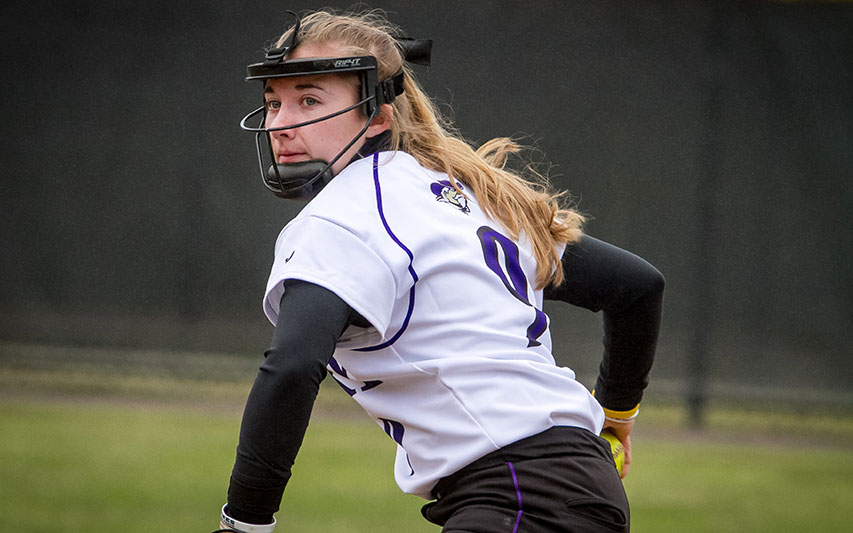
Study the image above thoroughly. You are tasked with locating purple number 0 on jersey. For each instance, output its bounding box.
[477,226,548,347]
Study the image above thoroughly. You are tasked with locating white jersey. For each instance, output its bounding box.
[264,151,605,498]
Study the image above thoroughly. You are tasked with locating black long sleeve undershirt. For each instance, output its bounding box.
[226,279,353,524]
[226,235,664,525]
[544,235,665,412]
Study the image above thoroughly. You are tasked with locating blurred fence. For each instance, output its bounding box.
[2,1,851,414]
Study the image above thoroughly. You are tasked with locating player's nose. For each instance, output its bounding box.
[267,113,298,139]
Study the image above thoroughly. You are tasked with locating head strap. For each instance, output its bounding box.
[397,37,432,66]
[378,70,405,105]
[263,10,300,66]
[261,11,431,69]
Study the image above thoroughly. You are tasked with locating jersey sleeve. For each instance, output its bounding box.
[264,215,398,337]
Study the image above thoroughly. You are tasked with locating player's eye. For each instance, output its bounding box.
[302,96,319,107]
[265,100,281,111]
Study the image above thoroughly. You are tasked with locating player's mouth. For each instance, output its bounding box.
[277,151,308,164]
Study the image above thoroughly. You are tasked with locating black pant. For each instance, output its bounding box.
[421,426,629,533]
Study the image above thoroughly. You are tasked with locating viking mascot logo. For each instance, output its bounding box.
[430,180,470,214]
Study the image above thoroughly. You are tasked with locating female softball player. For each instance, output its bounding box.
[218,9,664,533]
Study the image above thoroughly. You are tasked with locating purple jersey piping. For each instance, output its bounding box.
[507,462,524,533]
[354,153,419,352]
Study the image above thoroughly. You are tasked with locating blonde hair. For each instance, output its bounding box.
[275,10,585,288]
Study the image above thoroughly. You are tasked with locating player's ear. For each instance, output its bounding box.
[366,103,393,138]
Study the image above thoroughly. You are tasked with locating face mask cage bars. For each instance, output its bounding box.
[241,95,378,197]
[239,56,396,198]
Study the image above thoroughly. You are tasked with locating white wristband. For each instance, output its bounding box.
[605,410,638,423]
[221,504,276,533]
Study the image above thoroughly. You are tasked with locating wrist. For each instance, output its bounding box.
[605,411,638,423]
[601,403,640,421]
[591,390,640,421]
[221,504,276,533]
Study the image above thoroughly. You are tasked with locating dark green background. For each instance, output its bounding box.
[2,1,851,410]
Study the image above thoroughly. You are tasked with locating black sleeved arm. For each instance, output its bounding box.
[225,279,354,525]
[543,235,665,414]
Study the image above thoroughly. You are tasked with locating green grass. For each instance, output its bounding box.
[1,343,852,532]
[3,395,852,533]
[0,400,433,533]
[625,438,853,531]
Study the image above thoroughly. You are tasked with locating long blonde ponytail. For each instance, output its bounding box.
[277,9,585,288]
[389,61,584,288]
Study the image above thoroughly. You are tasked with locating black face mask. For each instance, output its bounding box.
[241,58,394,200]
[239,11,431,201]
[263,160,335,201]
[259,130,392,202]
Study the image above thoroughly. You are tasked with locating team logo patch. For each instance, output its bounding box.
[430,180,470,214]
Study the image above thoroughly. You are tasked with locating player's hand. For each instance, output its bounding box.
[602,417,634,478]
